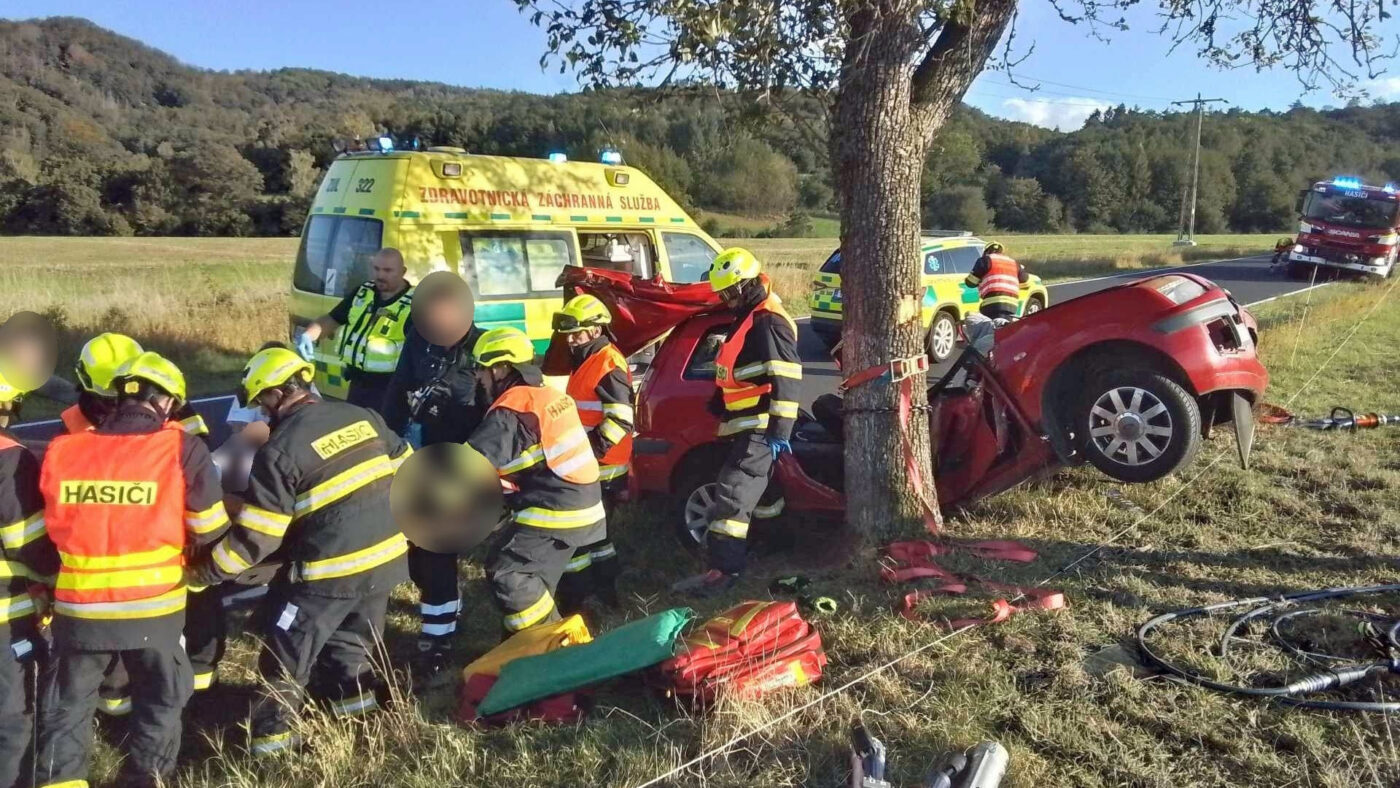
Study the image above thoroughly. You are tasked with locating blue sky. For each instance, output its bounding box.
[7,0,1396,131]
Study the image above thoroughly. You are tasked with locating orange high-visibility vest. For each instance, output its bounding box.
[39,423,189,621]
[565,343,632,474]
[977,254,1022,306]
[60,405,94,434]
[489,385,600,485]
[714,293,797,414]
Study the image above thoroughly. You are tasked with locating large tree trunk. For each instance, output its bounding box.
[832,0,1017,542]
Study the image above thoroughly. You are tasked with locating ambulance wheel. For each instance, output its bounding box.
[925,310,959,363]
[1076,368,1200,484]
[1024,296,1045,315]
[674,478,717,555]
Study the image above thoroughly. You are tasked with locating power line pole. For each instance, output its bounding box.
[1172,93,1228,246]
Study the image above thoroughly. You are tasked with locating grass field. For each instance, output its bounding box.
[3,235,1398,786]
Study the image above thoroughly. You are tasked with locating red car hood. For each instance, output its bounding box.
[558,267,725,355]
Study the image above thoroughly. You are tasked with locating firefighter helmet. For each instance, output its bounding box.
[112,351,187,403]
[472,327,535,367]
[75,333,144,397]
[707,247,762,292]
[984,242,1004,255]
[0,368,25,405]
[241,347,314,406]
[552,294,612,333]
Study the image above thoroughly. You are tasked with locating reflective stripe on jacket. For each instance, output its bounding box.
[714,293,801,437]
[973,254,1022,306]
[337,283,414,374]
[490,386,600,486]
[565,342,633,480]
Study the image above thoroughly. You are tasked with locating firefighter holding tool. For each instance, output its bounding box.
[466,327,605,635]
[0,366,58,788]
[964,242,1029,322]
[551,294,632,610]
[673,248,802,598]
[35,352,231,788]
[188,347,412,756]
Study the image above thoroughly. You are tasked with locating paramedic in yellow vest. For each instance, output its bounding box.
[467,328,606,634]
[298,247,414,412]
[673,248,802,598]
[35,352,230,788]
[552,295,631,610]
[964,242,1029,322]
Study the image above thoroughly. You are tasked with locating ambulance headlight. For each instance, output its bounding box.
[441,163,462,177]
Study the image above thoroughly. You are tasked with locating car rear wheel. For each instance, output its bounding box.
[926,310,959,363]
[1076,369,1201,483]
[674,478,716,554]
[1024,296,1045,315]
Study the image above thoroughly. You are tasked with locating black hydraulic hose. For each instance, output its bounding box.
[1136,584,1400,712]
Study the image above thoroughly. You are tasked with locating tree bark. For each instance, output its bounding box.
[832,0,1017,542]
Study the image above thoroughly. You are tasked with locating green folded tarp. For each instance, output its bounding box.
[477,607,694,716]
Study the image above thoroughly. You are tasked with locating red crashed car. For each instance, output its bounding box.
[559,267,1268,545]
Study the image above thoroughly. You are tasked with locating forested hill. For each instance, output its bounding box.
[5,16,1400,238]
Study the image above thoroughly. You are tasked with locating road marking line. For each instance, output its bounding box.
[1243,281,1336,307]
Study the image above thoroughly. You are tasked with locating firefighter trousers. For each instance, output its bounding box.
[36,640,193,786]
[97,583,227,715]
[249,586,389,756]
[1,634,39,788]
[345,373,392,415]
[486,521,603,635]
[556,538,620,613]
[707,432,775,575]
[407,544,460,643]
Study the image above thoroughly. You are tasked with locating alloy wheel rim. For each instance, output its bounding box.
[683,483,716,544]
[932,317,957,358]
[1089,386,1173,466]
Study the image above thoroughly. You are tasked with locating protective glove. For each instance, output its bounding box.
[185,561,221,591]
[766,436,792,461]
[295,330,317,362]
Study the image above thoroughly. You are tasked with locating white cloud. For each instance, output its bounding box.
[1364,77,1400,98]
[999,97,1111,131]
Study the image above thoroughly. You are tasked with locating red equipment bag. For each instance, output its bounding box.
[456,673,587,727]
[657,599,827,703]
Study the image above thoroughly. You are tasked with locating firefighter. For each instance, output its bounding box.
[381,273,486,672]
[673,248,802,598]
[188,347,411,756]
[551,295,631,610]
[298,247,414,412]
[63,333,221,716]
[0,368,58,788]
[466,328,605,635]
[35,352,230,788]
[964,242,1029,322]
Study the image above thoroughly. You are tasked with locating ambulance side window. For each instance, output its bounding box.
[294,216,383,297]
[459,231,578,298]
[662,232,719,284]
[578,232,655,279]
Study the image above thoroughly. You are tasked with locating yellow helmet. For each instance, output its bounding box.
[112,351,187,403]
[707,247,762,292]
[0,368,27,405]
[472,327,535,367]
[241,347,314,406]
[984,242,1004,255]
[75,333,144,396]
[552,294,612,333]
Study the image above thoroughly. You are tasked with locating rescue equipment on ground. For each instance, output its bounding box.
[769,576,838,617]
[1136,584,1400,712]
[475,608,693,716]
[850,721,1009,788]
[1259,403,1399,430]
[456,614,594,725]
[880,540,1066,628]
[655,599,828,703]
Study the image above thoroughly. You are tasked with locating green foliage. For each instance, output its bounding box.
[691,133,798,214]
[924,185,992,233]
[990,177,1060,232]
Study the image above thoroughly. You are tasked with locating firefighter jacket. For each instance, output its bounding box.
[713,292,802,440]
[565,335,633,483]
[202,400,411,597]
[332,282,414,376]
[383,324,489,445]
[61,401,212,444]
[469,371,604,531]
[964,253,1028,310]
[38,407,230,650]
[0,430,57,643]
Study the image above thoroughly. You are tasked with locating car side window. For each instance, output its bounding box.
[923,250,946,275]
[945,246,982,275]
[683,326,728,380]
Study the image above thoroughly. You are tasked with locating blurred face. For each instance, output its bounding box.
[371,249,408,296]
[419,296,470,348]
[563,325,602,348]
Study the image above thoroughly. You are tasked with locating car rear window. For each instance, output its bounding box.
[684,326,727,380]
[819,250,842,274]
[293,215,384,297]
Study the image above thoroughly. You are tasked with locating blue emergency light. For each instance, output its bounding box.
[548,152,568,164]
[599,147,623,166]
[1332,175,1364,189]
[1385,183,1397,194]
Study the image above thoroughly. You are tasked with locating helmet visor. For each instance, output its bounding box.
[551,313,586,333]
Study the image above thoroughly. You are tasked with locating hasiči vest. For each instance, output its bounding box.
[565,344,632,472]
[714,294,796,416]
[489,385,600,485]
[977,254,1021,306]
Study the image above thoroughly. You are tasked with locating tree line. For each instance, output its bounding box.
[3,17,1400,238]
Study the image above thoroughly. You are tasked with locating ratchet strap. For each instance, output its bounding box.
[881,539,1067,628]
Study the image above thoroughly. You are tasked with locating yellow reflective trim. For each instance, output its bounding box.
[53,586,186,620]
[56,565,183,592]
[753,498,786,519]
[709,519,749,539]
[185,501,230,534]
[331,691,379,717]
[193,671,215,691]
[718,414,769,436]
[504,590,555,632]
[723,395,763,411]
[598,463,629,481]
[514,501,606,529]
[769,360,803,379]
[0,592,36,622]
[211,542,253,574]
[97,696,131,716]
[294,455,395,515]
[564,554,592,573]
[39,781,91,788]
[599,419,629,444]
[500,444,545,475]
[299,533,407,581]
[180,414,209,436]
[601,402,634,420]
[769,400,799,419]
[60,545,181,571]
[390,444,414,471]
[0,510,44,550]
[251,730,299,755]
[239,505,292,537]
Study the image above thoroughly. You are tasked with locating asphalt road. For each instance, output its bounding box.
[793,252,1318,407]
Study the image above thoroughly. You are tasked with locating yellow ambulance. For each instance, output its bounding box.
[291,145,723,395]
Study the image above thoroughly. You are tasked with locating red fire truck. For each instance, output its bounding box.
[1286,176,1399,280]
